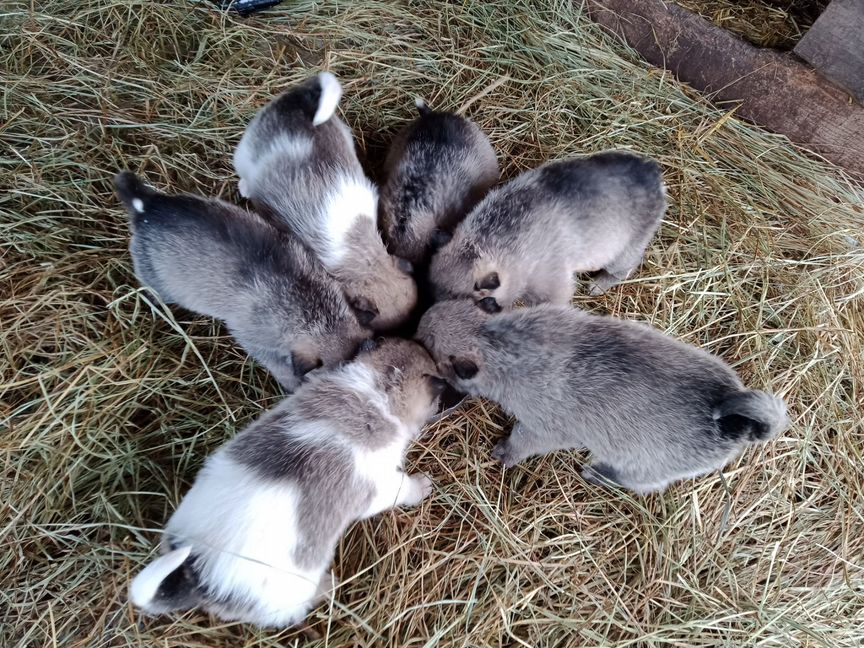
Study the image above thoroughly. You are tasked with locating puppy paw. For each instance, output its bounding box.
[491,440,520,469]
[401,473,433,506]
[587,281,608,297]
[581,463,620,489]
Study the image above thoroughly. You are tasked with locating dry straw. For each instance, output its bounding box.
[2,0,863,646]
[673,0,828,49]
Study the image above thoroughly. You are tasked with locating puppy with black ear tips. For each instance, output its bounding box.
[429,150,666,312]
[378,98,499,267]
[129,338,447,628]
[416,300,788,494]
[114,171,370,392]
[233,71,417,331]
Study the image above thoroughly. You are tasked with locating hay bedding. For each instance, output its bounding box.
[2,0,863,646]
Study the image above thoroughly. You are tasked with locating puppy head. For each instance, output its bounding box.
[289,313,372,383]
[357,337,446,429]
[348,255,418,332]
[415,299,492,388]
[428,237,480,301]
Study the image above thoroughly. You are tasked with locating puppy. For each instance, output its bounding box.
[429,151,666,312]
[233,72,417,331]
[417,300,788,494]
[378,99,499,266]
[129,338,447,627]
[114,171,370,392]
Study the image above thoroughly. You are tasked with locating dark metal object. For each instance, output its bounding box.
[213,0,283,15]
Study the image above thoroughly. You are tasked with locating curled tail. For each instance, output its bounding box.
[415,97,431,116]
[312,71,342,126]
[114,171,155,216]
[129,545,202,615]
[713,390,788,443]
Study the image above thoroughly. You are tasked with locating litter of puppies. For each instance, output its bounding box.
[117,71,788,628]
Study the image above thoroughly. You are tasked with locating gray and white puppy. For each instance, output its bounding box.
[129,338,447,627]
[417,300,788,494]
[429,151,667,312]
[114,171,370,392]
[378,99,499,266]
[233,72,417,331]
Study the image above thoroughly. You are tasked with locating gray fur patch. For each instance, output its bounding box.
[417,300,787,494]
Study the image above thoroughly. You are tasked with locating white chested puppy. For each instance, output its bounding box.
[114,172,370,392]
[129,338,448,627]
[429,151,666,312]
[378,99,499,267]
[417,301,788,494]
[234,72,417,331]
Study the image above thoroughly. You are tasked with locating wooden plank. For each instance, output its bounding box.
[586,0,864,177]
[795,0,864,102]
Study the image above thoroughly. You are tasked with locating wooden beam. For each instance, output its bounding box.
[795,0,864,103]
[585,0,864,177]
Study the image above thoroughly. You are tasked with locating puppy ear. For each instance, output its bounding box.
[450,355,479,380]
[349,296,379,327]
[291,351,323,378]
[474,272,500,291]
[395,257,414,274]
[430,229,452,249]
[476,297,502,313]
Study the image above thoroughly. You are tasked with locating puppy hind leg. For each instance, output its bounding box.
[581,463,623,489]
[588,244,648,295]
[582,462,673,495]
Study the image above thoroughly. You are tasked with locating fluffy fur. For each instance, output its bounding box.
[416,300,788,494]
[429,151,667,311]
[233,72,417,331]
[113,171,370,391]
[378,100,499,266]
[129,338,447,627]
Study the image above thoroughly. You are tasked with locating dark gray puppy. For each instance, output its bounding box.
[114,171,370,391]
[416,300,788,494]
[129,338,447,627]
[429,151,667,312]
[378,99,499,266]
[234,72,417,331]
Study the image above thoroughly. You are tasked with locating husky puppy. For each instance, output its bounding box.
[114,171,370,392]
[378,99,499,266]
[416,300,788,494]
[129,338,447,627]
[429,151,666,312]
[233,72,417,331]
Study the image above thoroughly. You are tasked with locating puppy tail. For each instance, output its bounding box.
[312,71,343,126]
[113,171,155,216]
[129,545,201,615]
[713,390,788,443]
[414,97,431,116]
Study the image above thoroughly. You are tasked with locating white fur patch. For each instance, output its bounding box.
[313,71,342,127]
[237,178,249,198]
[129,545,191,608]
[153,452,324,626]
[320,175,378,267]
[234,133,313,195]
[132,198,144,213]
[415,97,426,110]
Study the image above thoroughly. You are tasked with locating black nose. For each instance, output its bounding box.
[476,297,502,314]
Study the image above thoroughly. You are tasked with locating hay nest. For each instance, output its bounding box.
[2,1,863,646]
